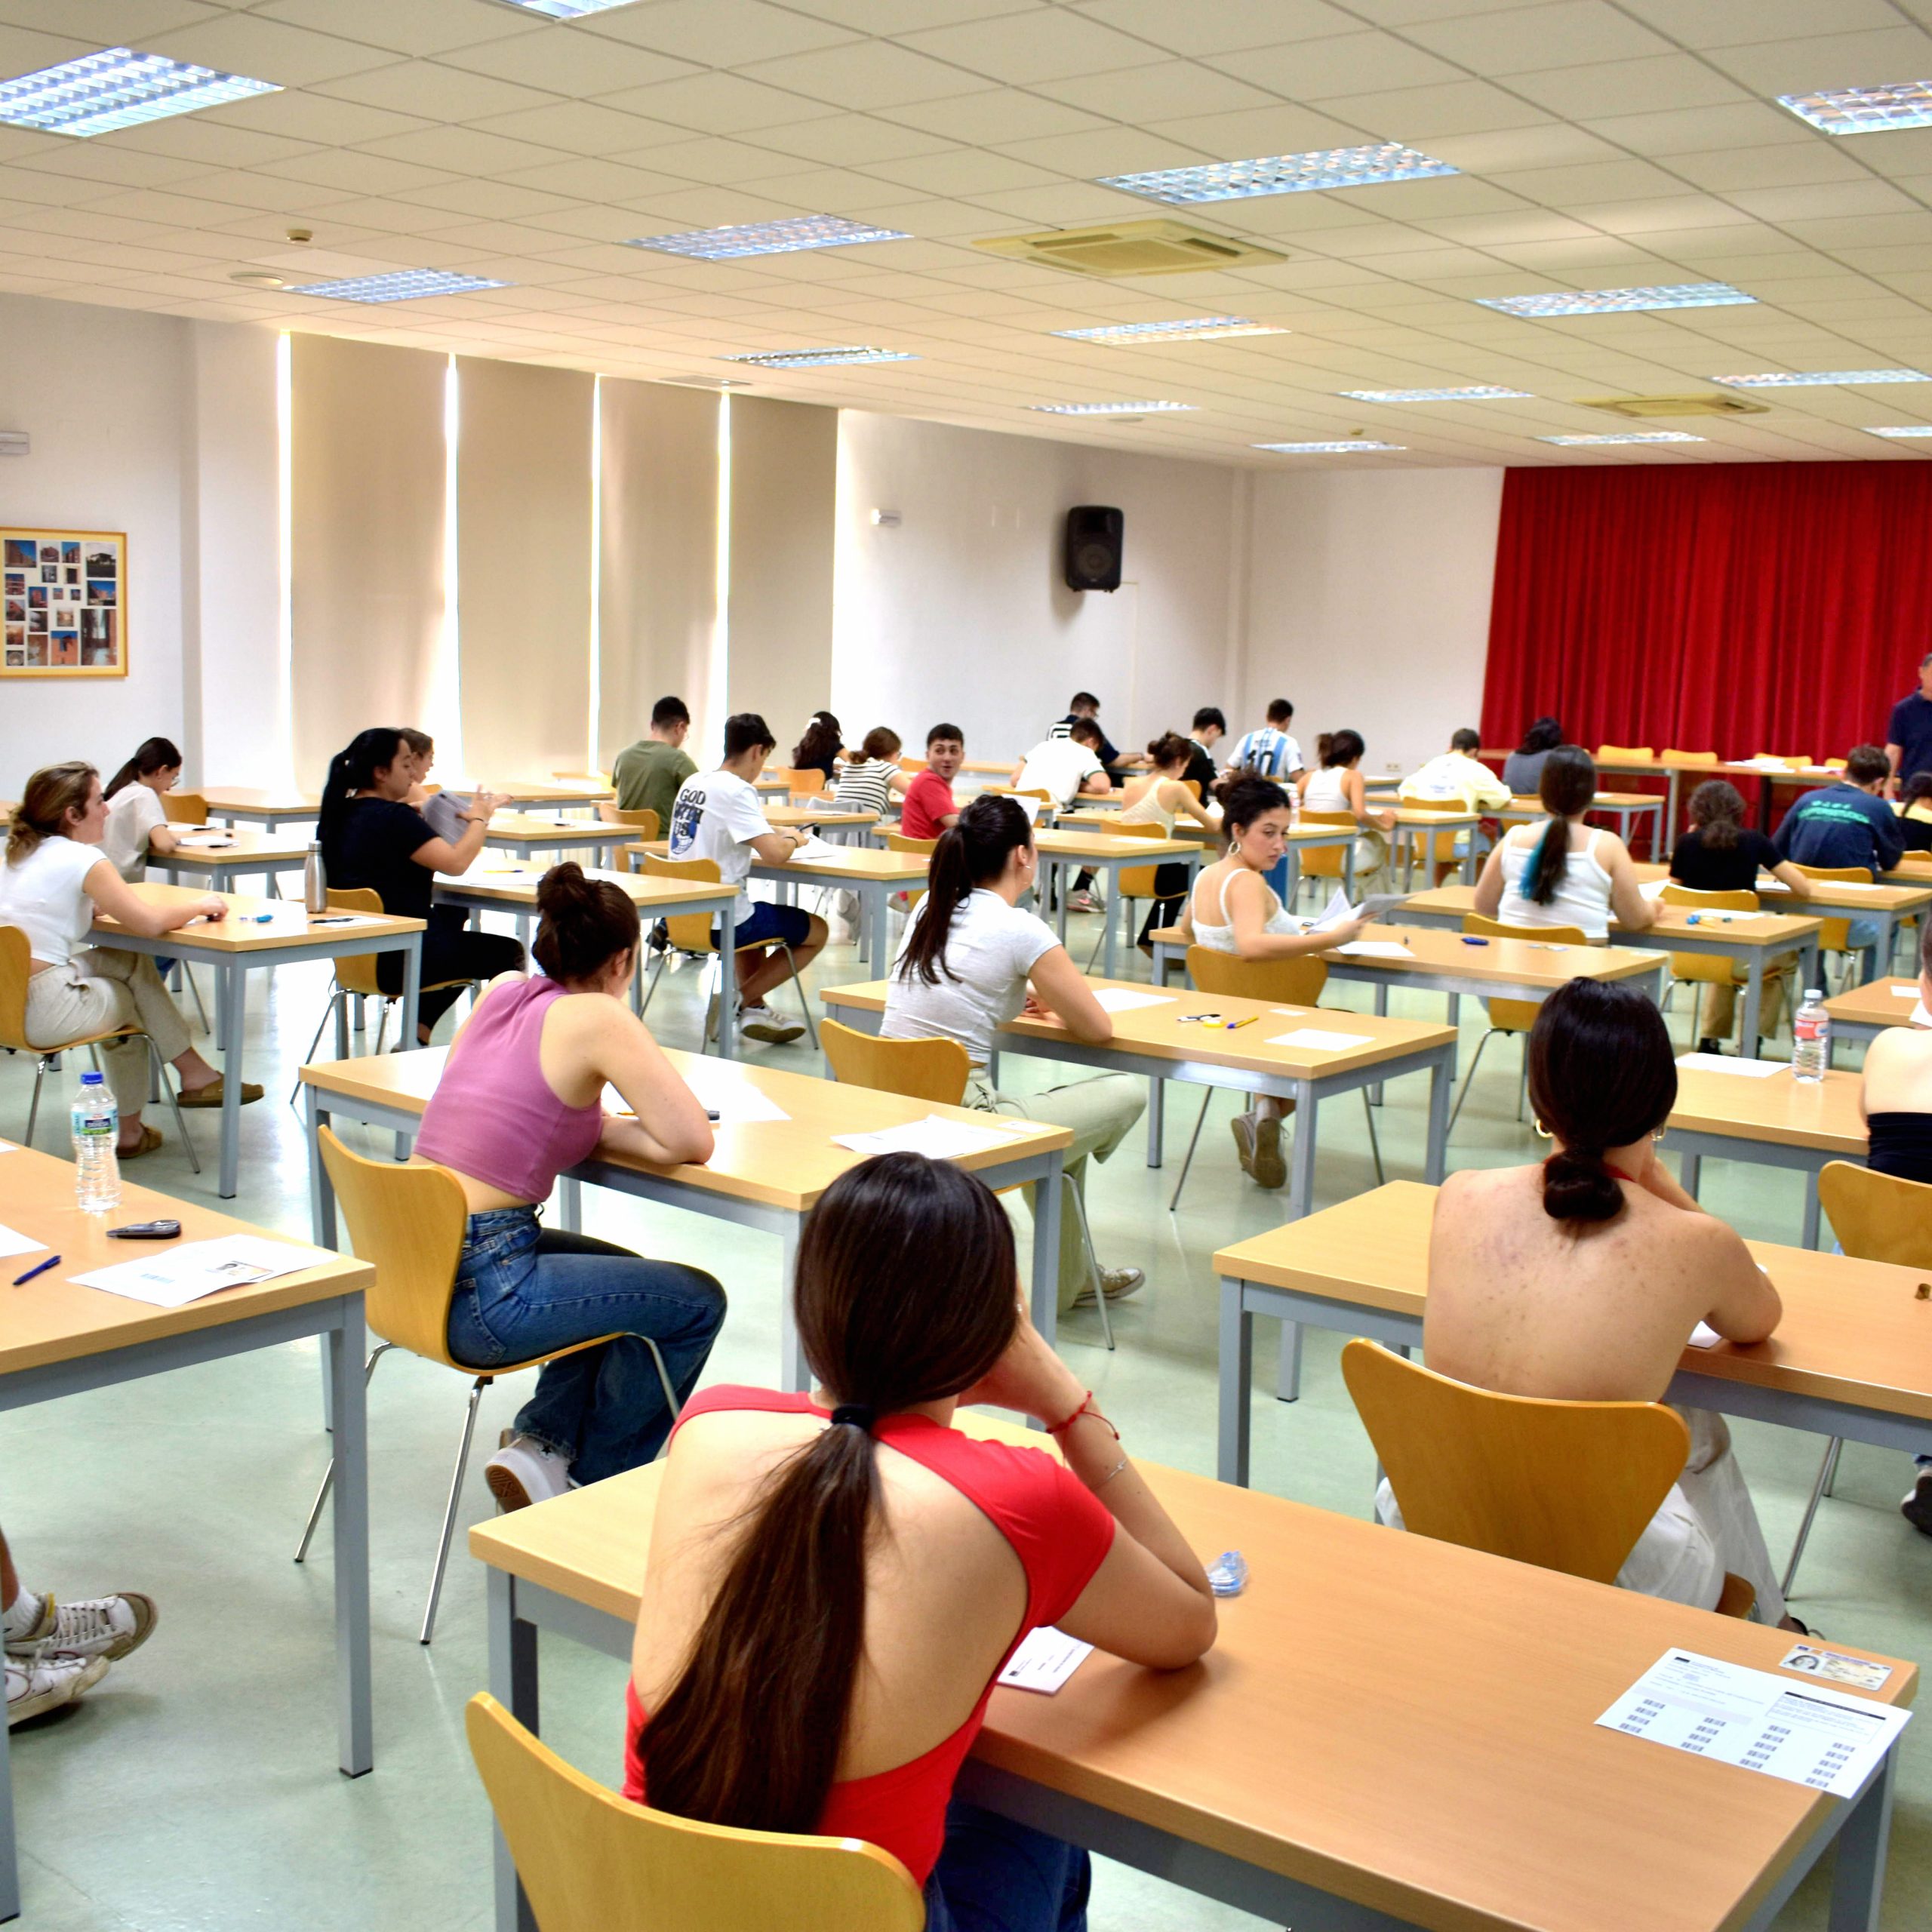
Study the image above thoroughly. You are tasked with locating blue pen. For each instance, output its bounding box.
[12,1254,57,1286]
[246,912,273,923]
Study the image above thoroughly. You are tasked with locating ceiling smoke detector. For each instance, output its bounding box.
[229,270,286,288]
[1577,393,1769,419]
[974,218,1284,279]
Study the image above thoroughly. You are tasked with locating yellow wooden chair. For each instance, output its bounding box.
[1397,795,1470,888]
[1782,1162,1932,1598]
[1790,862,1874,987]
[1294,809,1355,909]
[597,802,659,870]
[294,1128,681,1644]
[1341,1340,1756,1615]
[1753,753,1813,768]
[0,924,198,1168]
[160,789,210,825]
[1077,817,1171,970]
[638,857,817,1049]
[1660,884,1766,1048]
[466,1693,924,1932]
[771,766,832,801]
[1660,749,1718,767]
[883,832,937,912]
[1447,914,1591,1136]
[1595,744,1654,764]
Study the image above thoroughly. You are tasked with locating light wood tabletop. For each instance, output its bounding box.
[1669,1060,1866,1156]
[148,826,313,872]
[762,804,881,830]
[629,839,931,887]
[1324,923,1666,992]
[481,813,637,849]
[483,780,616,808]
[1824,976,1925,1038]
[442,866,737,914]
[92,879,424,953]
[1395,882,1824,951]
[1030,826,1201,863]
[198,786,321,826]
[469,1407,1915,1932]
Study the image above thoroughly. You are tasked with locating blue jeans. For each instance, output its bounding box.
[445,1208,726,1486]
[921,1802,1090,1932]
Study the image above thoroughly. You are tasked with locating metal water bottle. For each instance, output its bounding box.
[303,840,328,915]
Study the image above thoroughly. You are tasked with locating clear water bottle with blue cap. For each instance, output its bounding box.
[70,1069,122,1212]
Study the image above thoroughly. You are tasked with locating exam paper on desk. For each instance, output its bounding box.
[1091,988,1175,1013]
[834,1115,1033,1161]
[1269,1028,1376,1051]
[603,1081,789,1127]
[1674,1052,1786,1078]
[0,1223,48,1261]
[72,1234,338,1310]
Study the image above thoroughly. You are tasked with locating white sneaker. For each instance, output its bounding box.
[1069,890,1103,915]
[4,1589,157,1663]
[739,1004,804,1044]
[485,1435,573,1512]
[7,1648,108,1727]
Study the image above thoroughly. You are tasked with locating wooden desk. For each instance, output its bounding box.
[1824,976,1924,1048]
[469,1411,1914,1932]
[1380,808,1481,891]
[762,804,878,835]
[198,786,320,832]
[298,1046,1072,1374]
[1665,1063,1867,1247]
[1027,828,1204,980]
[482,780,614,812]
[91,882,424,1197]
[1214,1180,1932,1493]
[149,826,312,896]
[1745,875,1932,980]
[0,1146,373,1923]
[480,814,637,865]
[1496,790,1666,850]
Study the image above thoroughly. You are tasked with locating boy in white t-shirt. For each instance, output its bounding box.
[1014,718,1112,912]
[666,712,826,1044]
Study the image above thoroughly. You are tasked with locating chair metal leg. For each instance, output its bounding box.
[639,951,669,1017]
[294,1343,394,1562]
[25,1058,48,1148]
[1822,1434,1843,1499]
[776,942,820,1048]
[1168,1086,1214,1213]
[1060,1171,1114,1350]
[289,989,343,1108]
[1446,1027,1502,1135]
[1781,1437,1842,1600]
[374,1000,391,1056]
[147,1036,199,1174]
[421,1376,490,1644]
[640,1335,681,1430]
[1361,1088,1384,1186]
[1516,1047,1529,1122]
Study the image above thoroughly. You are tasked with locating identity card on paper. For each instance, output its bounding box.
[833,1115,1030,1161]
[72,1235,337,1310]
[997,1626,1094,1695]
[1675,1052,1786,1078]
[1333,940,1415,960]
[1595,1649,1909,1799]
[1091,988,1175,1013]
[0,1223,48,1261]
[1780,1647,1896,1692]
[1268,1028,1376,1051]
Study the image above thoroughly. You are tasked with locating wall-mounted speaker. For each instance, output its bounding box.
[1064,506,1123,592]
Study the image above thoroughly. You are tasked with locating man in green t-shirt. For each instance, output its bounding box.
[611,695,697,831]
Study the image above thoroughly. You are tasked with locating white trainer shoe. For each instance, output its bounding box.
[739,1004,804,1044]
[485,1435,574,1512]
[7,1649,109,1727]
[4,1590,157,1663]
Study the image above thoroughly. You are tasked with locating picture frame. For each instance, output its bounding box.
[1,528,124,677]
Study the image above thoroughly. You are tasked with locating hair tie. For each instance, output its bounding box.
[830,1403,875,1434]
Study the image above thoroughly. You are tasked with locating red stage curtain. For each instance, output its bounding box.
[1481,462,1932,765]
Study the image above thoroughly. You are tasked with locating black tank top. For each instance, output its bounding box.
[1866,1112,1932,1186]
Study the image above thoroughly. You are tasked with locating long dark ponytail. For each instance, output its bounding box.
[318,728,406,871]
[104,737,182,801]
[1524,746,1597,906]
[1687,779,1746,853]
[642,1153,1018,1834]
[897,792,1034,987]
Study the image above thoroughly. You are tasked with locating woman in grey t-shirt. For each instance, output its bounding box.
[1502,715,1564,796]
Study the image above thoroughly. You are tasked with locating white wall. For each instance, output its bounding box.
[834,414,1242,764]
[1244,468,1504,778]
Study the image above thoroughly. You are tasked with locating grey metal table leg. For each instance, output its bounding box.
[0,1613,16,1921]
[487,1569,540,1932]
[329,1294,373,1778]
[1741,957,1764,1058]
[1032,1151,1063,1355]
[218,959,247,1197]
[1146,1072,1164,1168]
[1218,1275,1252,1485]
[558,1176,582,1235]
[778,1220,808,1392]
[716,900,738,1062]
[1278,1078,1318,1402]
[1424,1049,1452,1184]
[1828,1744,1898,1932]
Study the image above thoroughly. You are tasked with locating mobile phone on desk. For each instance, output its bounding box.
[107,1220,181,1240]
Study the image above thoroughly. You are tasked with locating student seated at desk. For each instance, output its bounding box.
[417,863,725,1512]
[1773,745,1903,958]
[1017,721,1113,912]
[1,763,246,1156]
[883,795,1148,1312]
[1297,730,1394,892]
[901,724,964,841]
[1401,728,1512,882]
[791,709,843,789]
[100,737,186,884]
[613,696,697,829]
[1177,778,1371,1191]
[318,728,520,1047]
[1894,771,1932,854]
[1502,716,1564,797]
[627,1153,1215,1928]
[1476,746,1654,943]
[5,1518,156,1728]
[1118,732,1222,949]
[1183,706,1225,796]
[1226,697,1302,782]
[1407,980,1799,1626]
[832,726,909,817]
[669,712,827,1046]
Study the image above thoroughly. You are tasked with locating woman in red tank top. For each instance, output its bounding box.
[627,1153,1217,1928]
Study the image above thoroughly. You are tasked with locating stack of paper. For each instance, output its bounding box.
[833,1115,1031,1159]
[1091,988,1174,1013]
[1675,1052,1786,1078]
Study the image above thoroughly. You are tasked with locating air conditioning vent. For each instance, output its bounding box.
[974,219,1285,278]
[1577,392,1770,418]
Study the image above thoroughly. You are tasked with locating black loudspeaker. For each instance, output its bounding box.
[1064,506,1123,592]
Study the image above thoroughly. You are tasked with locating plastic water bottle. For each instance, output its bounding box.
[303,840,328,915]
[70,1070,122,1212]
[1792,989,1830,1084]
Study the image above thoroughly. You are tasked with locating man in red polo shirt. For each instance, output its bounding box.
[901,722,964,840]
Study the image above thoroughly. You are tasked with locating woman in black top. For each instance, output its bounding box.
[790,711,842,786]
[318,729,522,1044]
[1895,771,1932,854]
[1668,780,1809,1054]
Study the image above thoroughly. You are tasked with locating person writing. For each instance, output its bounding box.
[317,728,519,1046]
[1502,717,1564,797]
[1410,980,1799,1627]
[1884,652,1932,796]
[901,724,964,840]
[1894,771,1932,853]
[612,696,697,830]
[627,1152,1215,1928]
[1117,732,1222,948]
[100,737,187,884]
[0,762,249,1157]
[416,863,725,1510]
[1401,728,1511,812]
[1182,707,1225,795]
[883,795,1148,1312]
[1016,719,1112,912]
[1772,744,1903,968]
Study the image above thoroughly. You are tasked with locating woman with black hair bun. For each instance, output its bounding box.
[1503,716,1564,796]
[415,862,725,1510]
[1394,979,1802,1628]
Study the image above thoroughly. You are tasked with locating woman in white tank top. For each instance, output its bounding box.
[1475,746,1656,943]
[1118,734,1223,949]
[1296,729,1394,892]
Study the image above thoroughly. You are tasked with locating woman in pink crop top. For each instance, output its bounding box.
[417,864,721,1510]
[626,1153,1217,1928]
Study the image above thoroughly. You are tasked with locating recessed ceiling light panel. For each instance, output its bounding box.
[0,47,278,138]
[1100,144,1457,205]
[1537,432,1705,445]
[291,269,511,303]
[1478,283,1753,316]
[1052,317,1285,343]
[722,346,915,368]
[627,215,909,260]
[494,0,643,14]
[1779,81,1932,136]
[1869,426,1932,438]
[1338,385,1531,401]
[1254,441,1405,454]
[1711,369,1930,387]
[1031,401,1195,415]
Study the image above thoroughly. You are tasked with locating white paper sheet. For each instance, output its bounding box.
[1687,1321,1723,1349]
[0,1223,48,1261]
[1333,940,1415,960]
[1268,1028,1375,1051]
[833,1115,1032,1160]
[1091,988,1175,1012]
[72,1234,337,1309]
[1596,1649,1910,1798]
[791,836,844,862]
[1309,886,1357,933]
[1638,878,1668,901]
[1675,1051,1786,1078]
[997,1626,1094,1695]
[1892,985,1921,996]
[1915,1002,1932,1028]
[603,1081,789,1127]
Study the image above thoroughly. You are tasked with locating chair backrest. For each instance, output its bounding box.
[598,801,660,838]
[1754,752,1812,769]
[1818,1160,1932,1269]
[1660,884,1758,985]
[1660,749,1718,767]
[1790,864,1869,955]
[1340,1340,1690,1585]
[1187,944,1327,1008]
[162,790,209,824]
[1462,913,1590,1030]
[1180,778,1202,801]
[328,888,389,995]
[1661,884,1758,912]
[771,767,830,801]
[643,856,724,954]
[315,1124,469,1365]
[1595,745,1654,763]
[820,1017,968,1105]
[1080,814,1165,895]
[884,832,937,854]
[0,924,32,1052]
[1400,795,1469,863]
[465,1694,924,1932]
[1296,808,1355,879]
[900,755,928,774]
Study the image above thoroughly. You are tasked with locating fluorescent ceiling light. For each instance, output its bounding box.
[1779,81,1932,136]
[626,215,909,260]
[722,346,915,368]
[0,47,277,138]
[1031,401,1195,415]
[1338,385,1531,401]
[1537,432,1704,445]
[1098,144,1456,205]
[1052,317,1285,343]
[1869,426,1932,438]
[1478,283,1753,317]
[492,0,643,14]
[1254,441,1404,454]
[291,270,511,303]
[1710,369,1930,387]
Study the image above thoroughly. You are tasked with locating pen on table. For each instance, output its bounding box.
[12,1254,57,1286]
[1223,1015,1258,1030]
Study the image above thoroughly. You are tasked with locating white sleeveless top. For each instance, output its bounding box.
[1118,780,1177,834]
[1300,766,1353,816]
[1190,866,1300,952]
[1497,823,1615,940]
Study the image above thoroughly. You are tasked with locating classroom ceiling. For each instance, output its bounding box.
[7,0,1932,467]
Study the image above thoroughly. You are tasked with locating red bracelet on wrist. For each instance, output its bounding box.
[1047,1389,1119,1441]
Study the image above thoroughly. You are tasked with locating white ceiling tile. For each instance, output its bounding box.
[877,88,1107,146]
[1309,80,1558,140]
[1071,0,1357,56]
[355,126,573,177]
[856,148,1060,195]
[1404,2,1675,74]
[1143,102,1373,157]
[1031,62,1279,122]
[392,177,583,222]
[605,138,798,186]
[0,0,218,34]
[989,125,1211,176]
[747,113,961,165]
[897,9,1165,83]
[1509,56,1755,119]
[440,31,693,98]
[957,181,1159,224]
[316,60,561,122]
[1420,125,1622,173]
[1701,28,1932,98]
[1561,195,1761,236]
[1614,0,1899,45]
[1220,31,1466,97]
[461,102,681,158]
[258,149,454,195]
[9,142,211,187]
[574,0,855,65]
[1725,180,1917,223]
[598,72,845,136]
[1663,144,1874,193]
[1488,157,1697,204]
[254,0,540,57]
[204,91,434,146]
[782,0,1046,29]
[294,195,467,236]
[165,169,325,214]
[141,14,398,86]
[741,41,987,111]
[731,164,915,212]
